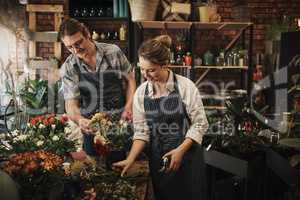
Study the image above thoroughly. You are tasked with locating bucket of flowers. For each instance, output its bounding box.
[2,150,65,200]
[0,114,80,199]
[89,112,133,169]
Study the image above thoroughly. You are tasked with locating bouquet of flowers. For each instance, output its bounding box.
[2,150,65,200]
[0,114,78,157]
[90,112,133,156]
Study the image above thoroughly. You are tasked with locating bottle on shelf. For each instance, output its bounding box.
[226,51,233,66]
[232,49,239,66]
[215,50,225,66]
[119,24,126,41]
[194,56,202,66]
[92,30,99,41]
[100,32,106,40]
[184,52,192,66]
[176,55,183,65]
[238,50,245,66]
[203,50,214,66]
[170,51,175,64]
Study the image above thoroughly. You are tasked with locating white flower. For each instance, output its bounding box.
[27,123,31,128]
[0,133,6,139]
[62,162,71,168]
[11,129,20,137]
[2,141,12,150]
[51,124,56,130]
[36,140,44,146]
[15,134,29,142]
[52,135,59,141]
[39,124,46,129]
[64,127,72,134]
[119,120,128,128]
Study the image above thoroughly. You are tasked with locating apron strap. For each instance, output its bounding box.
[144,72,192,125]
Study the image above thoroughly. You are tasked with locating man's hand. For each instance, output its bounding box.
[112,158,135,177]
[163,147,185,173]
[78,118,93,133]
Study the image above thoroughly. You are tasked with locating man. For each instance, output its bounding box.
[59,18,135,155]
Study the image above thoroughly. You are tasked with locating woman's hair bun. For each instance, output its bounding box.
[154,35,172,49]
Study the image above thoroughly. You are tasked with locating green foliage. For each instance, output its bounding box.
[18,79,48,115]
[265,22,289,41]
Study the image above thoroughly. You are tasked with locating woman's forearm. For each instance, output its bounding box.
[177,138,194,154]
[126,139,147,162]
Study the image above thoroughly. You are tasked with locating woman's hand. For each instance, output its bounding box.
[112,159,135,177]
[82,188,96,200]
[78,118,93,133]
[163,147,185,173]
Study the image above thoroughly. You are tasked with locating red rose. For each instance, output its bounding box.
[38,115,44,122]
[48,117,55,124]
[43,119,49,126]
[30,118,37,126]
[60,115,68,124]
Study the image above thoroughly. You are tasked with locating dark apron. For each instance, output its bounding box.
[73,53,126,155]
[144,74,205,200]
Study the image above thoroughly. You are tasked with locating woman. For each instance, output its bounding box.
[113,35,208,200]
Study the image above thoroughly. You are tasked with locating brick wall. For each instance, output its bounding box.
[32,0,300,61]
[216,0,300,55]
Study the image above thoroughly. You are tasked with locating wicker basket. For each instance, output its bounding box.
[129,0,160,21]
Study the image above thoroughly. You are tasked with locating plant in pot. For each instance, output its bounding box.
[265,16,296,55]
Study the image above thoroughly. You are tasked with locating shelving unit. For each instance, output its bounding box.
[194,65,248,70]
[66,0,134,62]
[26,4,63,60]
[133,21,254,110]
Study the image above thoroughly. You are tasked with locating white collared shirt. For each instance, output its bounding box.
[133,70,209,144]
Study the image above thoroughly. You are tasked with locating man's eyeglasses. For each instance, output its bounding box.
[65,38,84,51]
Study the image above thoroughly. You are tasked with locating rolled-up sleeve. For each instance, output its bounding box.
[118,50,132,73]
[60,62,80,100]
[183,80,209,144]
[132,84,150,143]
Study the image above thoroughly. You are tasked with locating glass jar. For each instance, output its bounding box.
[216,51,225,66]
[203,50,214,66]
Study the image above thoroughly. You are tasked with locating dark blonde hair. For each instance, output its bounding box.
[58,18,90,40]
[138,35,172,66]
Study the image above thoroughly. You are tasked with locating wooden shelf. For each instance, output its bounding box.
[202,94,230,100]
[28,31,58,42]
[74,17,128,21]
[135,21,252,30]
[97,39,128,44]
[204,106,227,110]
[136,64,191,69]
[193,22,252,30]
[195,65,248,70]
[169,65,192,69]
[136,21,192,29]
